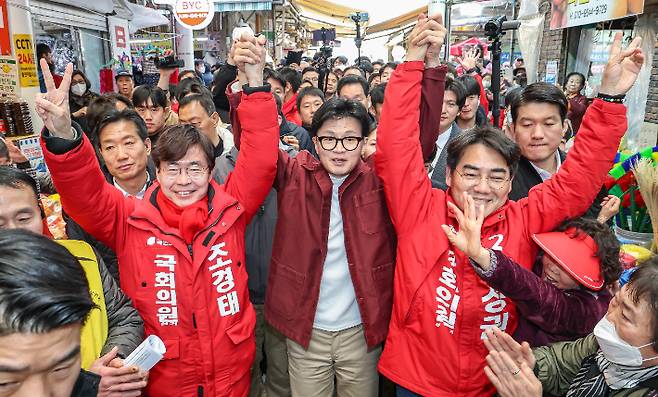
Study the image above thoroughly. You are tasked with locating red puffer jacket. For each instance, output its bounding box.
[374,61,627,397]
[42,92,279,397]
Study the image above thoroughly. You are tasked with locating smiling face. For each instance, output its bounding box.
[156,145,212,207]
[0,324,82,397]
[541,254,579,289]
[446,144,512,218]
[606,285,658,367]
[98,120,151,185]
[511,102,566,165]
[313,117,364,177]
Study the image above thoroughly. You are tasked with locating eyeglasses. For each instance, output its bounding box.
[455,169,510,190]
[161,165,209,180]
[317,136,364,152]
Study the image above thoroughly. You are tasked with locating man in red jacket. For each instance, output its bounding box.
[34,33,279,397]
[374,15,644,397]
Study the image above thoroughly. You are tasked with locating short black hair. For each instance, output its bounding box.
[372,60,384,67]
[555,217,621,288]
[337,75,369,97]
[309,97,370,139]
[503,87,523,108]
[264,68,285,88]
[96,109,149,144]
[302,66,319,76]
[0,140,8,161]
[132,85,168,109]
[0,229,94,336]
[0,165,39,199]
[296,87,325,110]
[178,93,216,116]
[565,72,586,91]
[176,78,211,103]
[333,56,348,66]
[87,93,134,138]
[511,82,568,123]
[369,83,386,107]
[381,62,398,73]
[70,70,91,91]
[368,72,380,86]
[359,61,374,75]
[152,125,215,171]
[278,67,302,92]
[445,77,467,108]
[36,43,51,59]
[446,126,521,177]
[458,75,481,97]
[343,66,365,78]
[178,69,200,83]
[626,257,658,344]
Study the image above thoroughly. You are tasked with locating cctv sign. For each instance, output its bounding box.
[153,0,215,30]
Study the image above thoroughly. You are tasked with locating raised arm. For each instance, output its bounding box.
[523,33,645,235]
[375,15,447,236]
[36,59,129,251]
[222,33,279,223]
[419,64,447,162]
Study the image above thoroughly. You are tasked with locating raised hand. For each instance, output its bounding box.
[35,59,74,138]
[599,32,644,96]
[3,138,28,163]
[233,33,267,87]
[441,192,490,269]
[458,47,480,72]
[597,194,621,224]
[484,351,542,397]
[406,14,445,63]
[483,327,536,370]
[422,13,448,68]
[90,347,148,397]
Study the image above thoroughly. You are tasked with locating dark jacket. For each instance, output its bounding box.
[279,119,315,156]
[509,151,607,219]
[69,91,99,135]
[429,123,462,190]
[213,144,298,304]
[535,334,658,397]
[71,370,101,397]
[568,93,590,134]
[474,250,610,348]
[212,63,238,122]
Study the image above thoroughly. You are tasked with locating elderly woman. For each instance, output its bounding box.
[564,71,590,134]
[483,257,658,397]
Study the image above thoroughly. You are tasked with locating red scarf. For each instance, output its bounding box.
[156,189,209,245]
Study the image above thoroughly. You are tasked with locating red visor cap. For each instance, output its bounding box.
[532,227,603,291]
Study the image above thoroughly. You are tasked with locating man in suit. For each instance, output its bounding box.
[508,82,605,217]
[429,77,467,189]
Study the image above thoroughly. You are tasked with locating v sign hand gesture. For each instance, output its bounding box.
[599,32,644,96]
[35,59,74,139]
[441,192,492,270]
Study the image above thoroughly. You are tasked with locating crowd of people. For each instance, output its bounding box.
[0,13,655,397]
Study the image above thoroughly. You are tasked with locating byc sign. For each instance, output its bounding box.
[153,0,215,30]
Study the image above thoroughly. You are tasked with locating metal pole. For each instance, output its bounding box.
[443,0,452,62]
[491,37,502,127]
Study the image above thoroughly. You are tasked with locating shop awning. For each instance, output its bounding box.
[291,0,367,37]
[215,0,273,12]
[366,6,424,35]
[46,0,115,14]
[126,2,170,34]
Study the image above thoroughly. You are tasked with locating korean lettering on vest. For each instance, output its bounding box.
[154,255,178,326]
[480,234,509,339]
[435,248,461,334]
[207,242,240,317]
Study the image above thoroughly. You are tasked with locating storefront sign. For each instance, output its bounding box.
[0,0,10,55]
[108,17,132,60]
[13,34,38,87]
[545,60,558,85]
[153,0,215,30]
[550,0,645,29]
[0,56,18,95]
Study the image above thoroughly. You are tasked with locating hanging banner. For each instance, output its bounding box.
[0,56,18,95]
[108,17,132,61]
[550,0,645,29]
[544,60,558,85]
[13,34,38,87]
[0,0,10,55]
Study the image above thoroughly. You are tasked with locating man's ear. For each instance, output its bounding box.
[211,112,220,127]
[144,137,152,156]
[562,119,570,138]
[445,167,453,188]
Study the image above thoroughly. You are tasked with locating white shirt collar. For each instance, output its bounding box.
[530,151,562,182]
[428,126,453,176]
[113,172,150,199]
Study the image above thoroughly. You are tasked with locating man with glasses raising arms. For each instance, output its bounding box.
[34,32,280,397]
[374,14,644,397]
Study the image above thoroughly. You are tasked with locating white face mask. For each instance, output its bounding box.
[71,83,86,96]
[594,316,657,366]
